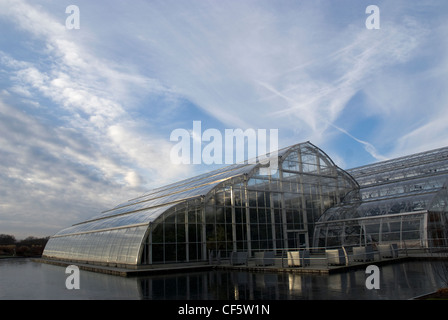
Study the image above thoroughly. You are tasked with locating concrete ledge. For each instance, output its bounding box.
[34,253,446,277]
[34,258,213,277]
[216,256,413,275]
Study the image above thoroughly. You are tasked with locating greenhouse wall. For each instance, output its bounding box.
[314,145,448,250]
[138,143,357,264]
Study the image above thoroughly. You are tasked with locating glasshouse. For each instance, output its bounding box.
[42,142,448,268]
[314,146,448,250]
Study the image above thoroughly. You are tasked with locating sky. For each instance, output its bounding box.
[1,0,448,239]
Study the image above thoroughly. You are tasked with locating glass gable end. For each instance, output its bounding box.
[135,142,358,264]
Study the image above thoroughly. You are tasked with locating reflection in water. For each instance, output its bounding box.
[0,259,446,300]
[137,261,447,300]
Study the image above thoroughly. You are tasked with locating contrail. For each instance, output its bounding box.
[325,120,389,162]
[258,81,389,162]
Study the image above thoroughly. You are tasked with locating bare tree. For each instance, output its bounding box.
[0,234,16,245]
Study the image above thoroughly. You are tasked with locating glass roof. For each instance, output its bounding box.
[348,145,448,185]
[45,142,448,265]
[54,203,176,237]
[93,163,258,220]
[318,145,448,224]
[49,142,322,239]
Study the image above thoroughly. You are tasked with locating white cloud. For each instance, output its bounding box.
[0,0,447,238]
[0,0,194,237]
[0,98,121,236]
[0,0,183,182]
[103,1,431,159]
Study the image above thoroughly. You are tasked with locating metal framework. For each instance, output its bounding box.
[43,143,448,268]
[314,146,448,249]
[43,142,357,267]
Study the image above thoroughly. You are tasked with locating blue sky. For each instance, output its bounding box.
[1,0,448,238]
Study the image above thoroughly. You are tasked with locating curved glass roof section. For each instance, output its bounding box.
[53,162,259,238]
[43,161,261,265]
[48,143,305,239]
[44,141,358,265]
[317,145,448,224]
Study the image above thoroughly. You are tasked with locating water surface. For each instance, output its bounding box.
[0,258,445,300]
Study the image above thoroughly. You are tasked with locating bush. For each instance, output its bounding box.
[0,245,16,256]
[0,234,16,245]
[16,246,30,256]
[0,235,49,257]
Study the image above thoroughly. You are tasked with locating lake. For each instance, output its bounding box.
[0,258,446,300]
